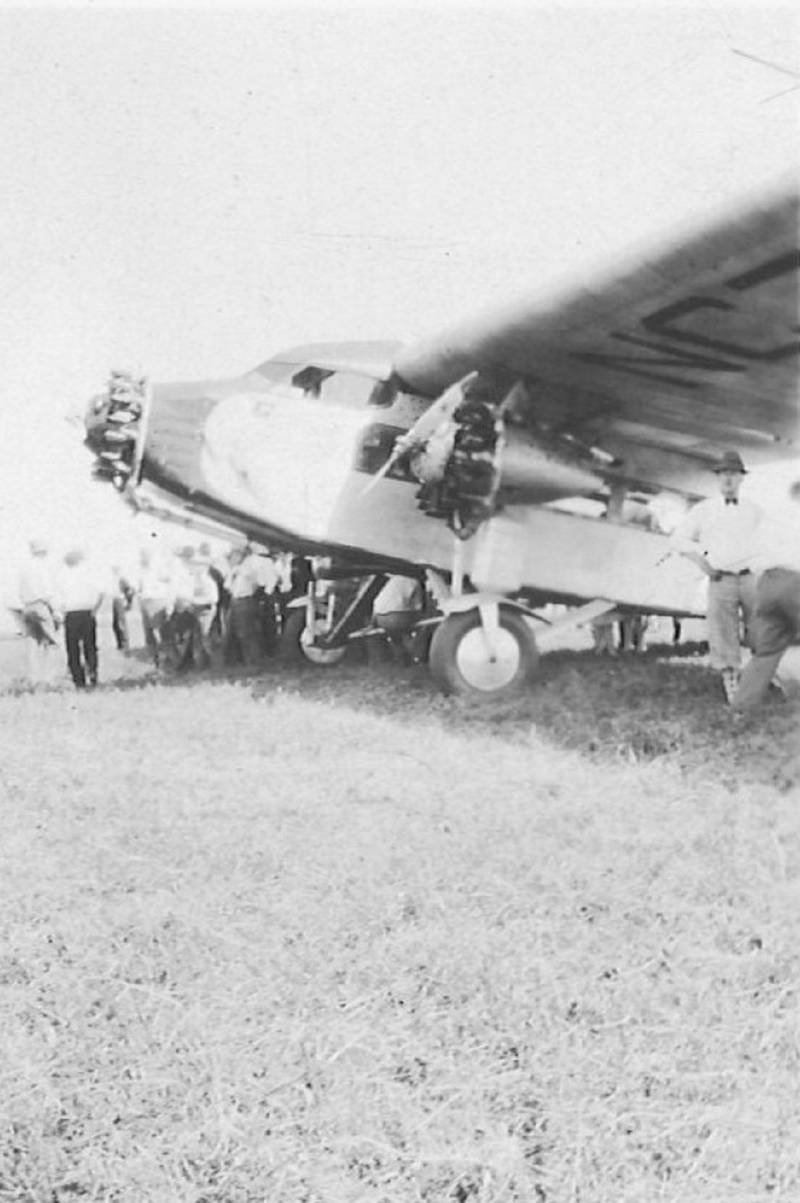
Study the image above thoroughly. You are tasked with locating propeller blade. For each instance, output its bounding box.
[360,377,469,497]
[360,436,413,496]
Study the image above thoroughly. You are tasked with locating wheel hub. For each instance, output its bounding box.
[455,625,521,692]
[300,622,347,666]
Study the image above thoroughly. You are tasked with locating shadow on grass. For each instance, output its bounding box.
[244,646,800,794]
[4,643,796,793]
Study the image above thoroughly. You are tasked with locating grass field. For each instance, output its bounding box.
[1,640,799,1202]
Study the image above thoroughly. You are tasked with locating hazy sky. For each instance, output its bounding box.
[0,2,797,573]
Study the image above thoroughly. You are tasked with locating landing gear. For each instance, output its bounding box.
[429,605,539,698]
[278,608,348,667]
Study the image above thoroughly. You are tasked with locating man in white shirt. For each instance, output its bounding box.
[137,547,174,668]
[371,574,425,665]
[225,544,279,666]
[16,539,59,682]
[56,548,105,688]
[171,545,220,670]
[671,450,762,702]
[732,481,800,710]
[110,566,135,653]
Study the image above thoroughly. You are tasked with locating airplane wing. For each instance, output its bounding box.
[394,178,799,497]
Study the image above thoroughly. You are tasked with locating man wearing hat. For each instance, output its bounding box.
[671,450,763,702]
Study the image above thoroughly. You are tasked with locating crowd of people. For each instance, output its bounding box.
[13,539,303,690]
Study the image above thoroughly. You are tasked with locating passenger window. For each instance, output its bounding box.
[316,371,382,410]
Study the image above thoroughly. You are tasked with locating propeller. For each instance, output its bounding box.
[360,376,475,496]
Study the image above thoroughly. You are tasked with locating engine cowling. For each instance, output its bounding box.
[85,371,147,491]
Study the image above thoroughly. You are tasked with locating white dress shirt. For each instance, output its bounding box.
[670,495,762,572]
[373,575,423,615]
[228,554,279,598]
[57,562,106,613]
[189,564,218,607]
[18,557,55,606]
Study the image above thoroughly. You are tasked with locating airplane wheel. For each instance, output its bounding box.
[429,607,538,698]
[278,609,348,667]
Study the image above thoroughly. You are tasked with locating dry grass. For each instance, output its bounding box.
[0,649,798,1202]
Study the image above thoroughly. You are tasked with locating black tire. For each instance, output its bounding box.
[278,607,348,668]
[428,606,538,698]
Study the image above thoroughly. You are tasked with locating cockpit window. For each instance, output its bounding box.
[290,366,335,396]
[254,360,419,413]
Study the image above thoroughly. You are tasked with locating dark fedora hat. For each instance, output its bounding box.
[713,450,747,475]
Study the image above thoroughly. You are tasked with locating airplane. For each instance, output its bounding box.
[84,178,799,698]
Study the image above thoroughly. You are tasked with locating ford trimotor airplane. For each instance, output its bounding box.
[85,180,799,698]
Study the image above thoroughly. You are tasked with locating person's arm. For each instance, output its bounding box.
[669,506,716,577]
[93,574,106,615]
[261,558,280,594]
[680,548,717,578]
[49,569,64,625]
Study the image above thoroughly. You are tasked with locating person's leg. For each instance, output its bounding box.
[223,601,242,664]
[141,601,161,666]
[732,569,799,709]
[706,576,743,699]
[738,573,758,650]
[229,599,261,666]
[193,606,215,669]
[591,619,616,655]
[707,577,742,669]
[64,612,85,687]
[732,651,784,709]
[118,605,129,651]
[25,631,44,682]
[228,600,244,663]
[112,598,127,650]
[26,637,43,683]
[240,598,264,666]
[366,629,390,665]
[376,612,416,665]
[169,609,194,672]
[83,612,98,685]
[260,593,278,656]
[21,605,57,683]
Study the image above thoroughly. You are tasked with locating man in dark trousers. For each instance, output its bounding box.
[733,481,800,710]
[57,548,106,688]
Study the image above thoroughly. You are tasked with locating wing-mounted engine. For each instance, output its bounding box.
[85,370,148,493]
[412,385,506,539]
[384,372,607,539]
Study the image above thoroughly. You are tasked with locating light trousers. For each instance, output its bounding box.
[706,573,756,670]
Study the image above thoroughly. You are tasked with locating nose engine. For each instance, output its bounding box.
[84,370,147,491]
